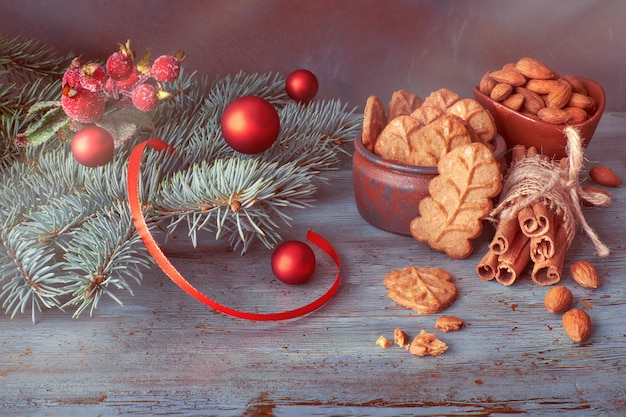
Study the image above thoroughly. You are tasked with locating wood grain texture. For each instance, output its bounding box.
[2,114,626,416]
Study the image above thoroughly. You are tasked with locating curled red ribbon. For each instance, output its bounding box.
[127,138,341,320]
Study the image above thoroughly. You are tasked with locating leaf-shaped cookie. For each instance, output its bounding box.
[410,142,502,258]
[374,115,421,164]
[383,266,458,314]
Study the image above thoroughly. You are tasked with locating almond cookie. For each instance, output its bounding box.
[388,89,423,121]
[406,114,472,166]
[410,142,502,259]
[374,115,421,163]
[445,98,497,143]
[382,266,458,314]
[362,95,387,152]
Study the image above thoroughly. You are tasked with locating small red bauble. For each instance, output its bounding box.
[271,240,316,285]
[71,125,115,167]
[220,96,280,154]
[285,69,319,104]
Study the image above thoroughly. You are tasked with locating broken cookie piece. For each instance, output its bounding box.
[408,329,448,357]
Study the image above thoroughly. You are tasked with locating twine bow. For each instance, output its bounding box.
[490,126,610,257]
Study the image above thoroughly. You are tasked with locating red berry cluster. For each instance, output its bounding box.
[61,40,185,123]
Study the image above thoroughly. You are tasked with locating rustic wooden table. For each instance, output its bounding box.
[2,113,625,416]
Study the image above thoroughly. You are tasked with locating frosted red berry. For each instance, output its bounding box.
[62,65,82,89]
[151,55,180,83]
[106,51,134,81]
[131,83,159,112]
[61,89,105,123]
[115,67,140,91]
[79,63,107,92]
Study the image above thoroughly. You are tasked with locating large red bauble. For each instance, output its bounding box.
[271,240,316,285]
[71,125,115,167]
[285,69,319,104]
[220,96,280,154]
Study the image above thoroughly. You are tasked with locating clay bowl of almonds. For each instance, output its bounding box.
[472,57,605,160]
[353,88,507,236]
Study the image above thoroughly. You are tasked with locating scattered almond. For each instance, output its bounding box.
[544,285,573,313]
[562,308,591,342]
[589,165,622,188]
[435,315,465,332]
[570,260,601,288]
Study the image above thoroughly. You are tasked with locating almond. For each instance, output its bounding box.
[489,69,527,87]
[502,62,519,72]
[546,81,572,109]
[562,308,591,342]
[502,93,524,111]
[515,57,559,80]
[490,83,513,102]
[537,107,572,124]
[564,106,588,124]
[568,92,596,112]
[561,74,588,95]
[589,165,622,187]
[517,87,545,114]
[544,285,573,313]
[525,79,559,95]
[479,71,497,95]
[570,260,601,288]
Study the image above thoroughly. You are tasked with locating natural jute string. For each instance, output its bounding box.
[490,126,610,257]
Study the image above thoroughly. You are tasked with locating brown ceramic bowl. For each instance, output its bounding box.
[352,135,507,236]
[473,77,605,159]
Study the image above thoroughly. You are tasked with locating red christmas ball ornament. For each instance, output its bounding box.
[71,125,115,167]
[285,69,319,104]
[271,240,316,285]
[220,96,280,154]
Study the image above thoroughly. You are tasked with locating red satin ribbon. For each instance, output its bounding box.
[126,138,341,320]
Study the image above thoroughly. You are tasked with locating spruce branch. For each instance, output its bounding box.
[0,33,72,84]
[61,201,152,318]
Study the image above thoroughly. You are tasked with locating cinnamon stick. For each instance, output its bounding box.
[495,231,531,286]
[518,201,553,238]
[477,250,499,281]
[489,215,520,255]
[531,224,567,286]
[530,219,557,263]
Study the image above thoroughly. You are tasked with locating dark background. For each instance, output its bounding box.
[2,0,625,111]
